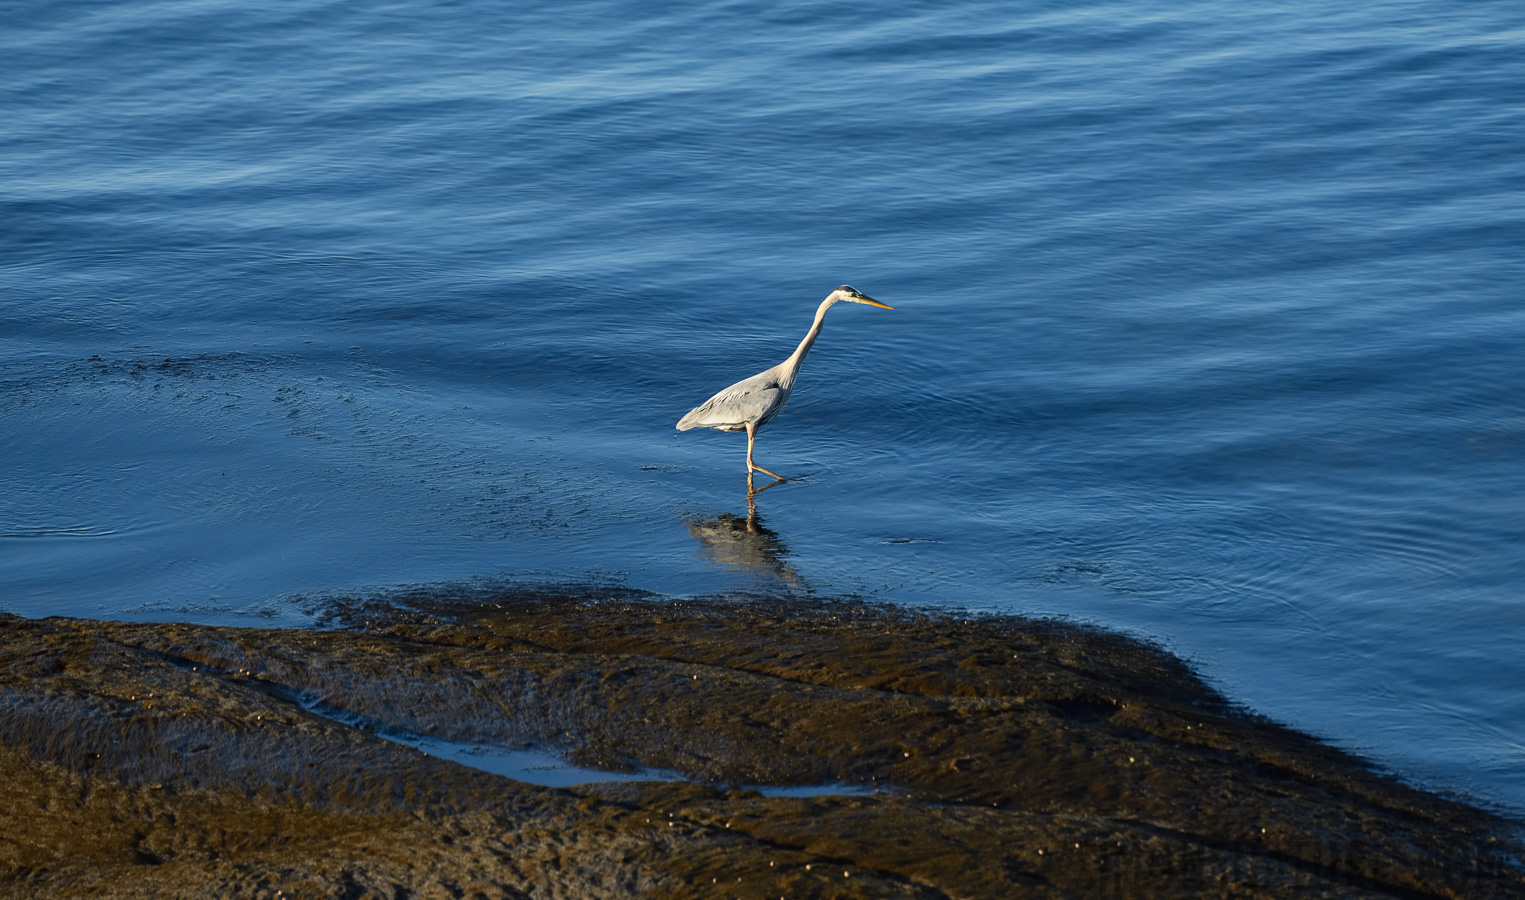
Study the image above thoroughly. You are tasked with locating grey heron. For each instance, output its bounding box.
[676,285,892,481]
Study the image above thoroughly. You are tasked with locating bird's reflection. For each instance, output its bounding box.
[684,488,803,587]
[746,472,785,498]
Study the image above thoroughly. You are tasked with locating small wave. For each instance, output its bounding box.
[0,526,118,538]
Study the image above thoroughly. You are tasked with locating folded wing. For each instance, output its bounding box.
[676,370,788,432]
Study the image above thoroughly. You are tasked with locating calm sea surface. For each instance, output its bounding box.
[3,0,1523,811]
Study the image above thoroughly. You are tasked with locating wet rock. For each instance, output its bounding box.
[0,593,1520,898]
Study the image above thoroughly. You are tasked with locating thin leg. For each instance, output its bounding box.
[745,422,786,482]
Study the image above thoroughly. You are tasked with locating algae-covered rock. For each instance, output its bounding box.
[0,593,1520,898]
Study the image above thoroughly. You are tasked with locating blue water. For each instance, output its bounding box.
[3,0,1523,812]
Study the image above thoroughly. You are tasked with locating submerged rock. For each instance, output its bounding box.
[0,593,1520,898]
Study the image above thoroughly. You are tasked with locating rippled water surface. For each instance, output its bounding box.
[3,0,1523,810]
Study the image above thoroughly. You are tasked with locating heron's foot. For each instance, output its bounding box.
[748,463,786,482]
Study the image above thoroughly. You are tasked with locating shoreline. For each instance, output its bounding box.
[2,591,1521,898]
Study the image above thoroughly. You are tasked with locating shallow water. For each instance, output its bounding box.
[291,666,878,795]
[300,691,790,793]
[3,0,1523,811]
[370,729,871,798]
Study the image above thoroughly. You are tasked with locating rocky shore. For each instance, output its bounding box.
[1,591,1520,898]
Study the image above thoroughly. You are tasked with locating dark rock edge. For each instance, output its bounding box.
[1,588,1521,899]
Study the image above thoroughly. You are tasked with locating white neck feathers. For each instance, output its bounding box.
[780,295,839,383]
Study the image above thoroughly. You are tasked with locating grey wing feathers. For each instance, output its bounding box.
[677,372,787,431]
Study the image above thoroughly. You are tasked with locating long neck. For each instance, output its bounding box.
[780,296,836,383]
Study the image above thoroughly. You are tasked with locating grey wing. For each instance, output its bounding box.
[676,372,786,431]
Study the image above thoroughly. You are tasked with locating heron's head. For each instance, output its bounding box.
[829,285,893,309]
